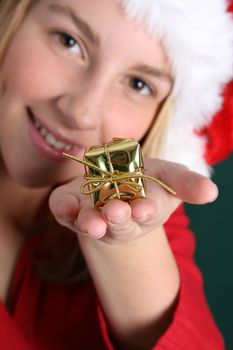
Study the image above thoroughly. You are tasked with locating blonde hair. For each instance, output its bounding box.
[0,0,172,283]
[142,94,173,159]
[0,0,33,63]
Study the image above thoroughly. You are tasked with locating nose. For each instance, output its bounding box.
[56,80,106,131]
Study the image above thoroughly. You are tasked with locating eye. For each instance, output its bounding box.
[128,77,153,96]
[54,32,83,55]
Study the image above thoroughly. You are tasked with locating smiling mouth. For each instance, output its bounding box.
[28,109,77,152]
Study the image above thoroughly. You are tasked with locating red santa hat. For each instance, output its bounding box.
[119,0,233,175]
[199,80,233,166]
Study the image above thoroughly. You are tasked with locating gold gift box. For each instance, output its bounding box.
[63,138,176,207]
[83,138,146,207]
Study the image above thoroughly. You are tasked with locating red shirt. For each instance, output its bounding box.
[0,205,225,349]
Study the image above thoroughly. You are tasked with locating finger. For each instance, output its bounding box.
[130,196,167,225]
[101,200,142,241]
[48,174,94,221]
[176,171,218,204]
[130,186,181,228]
[50,183,107,238]
[49,188,81,225]
[76,205,107,239]
[145,159,219,204]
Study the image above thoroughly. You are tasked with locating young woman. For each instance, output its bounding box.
[0,0,232,349]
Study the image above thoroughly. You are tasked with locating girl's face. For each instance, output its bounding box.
[0,0,172,187]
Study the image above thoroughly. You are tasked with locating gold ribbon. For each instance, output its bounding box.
[63,146,176,198]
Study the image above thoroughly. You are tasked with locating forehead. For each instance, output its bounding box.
[36,0,170,71]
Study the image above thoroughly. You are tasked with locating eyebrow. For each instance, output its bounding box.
[48,4,172,83]
[48,4,100,46]
[134,65,173,83]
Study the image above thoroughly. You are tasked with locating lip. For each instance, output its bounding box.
[27,108,87,149]
[27,108,86,161]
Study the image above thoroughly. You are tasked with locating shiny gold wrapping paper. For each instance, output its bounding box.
[83,138,146,207]
[63,138,176,207]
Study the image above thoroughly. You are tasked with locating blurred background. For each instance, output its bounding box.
[185,154,233,350]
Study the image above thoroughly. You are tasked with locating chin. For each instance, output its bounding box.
[13,172,52,188]
[6,164,56,188]
[4,153,78,189]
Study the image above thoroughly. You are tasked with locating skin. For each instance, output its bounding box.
[0,0,218,348]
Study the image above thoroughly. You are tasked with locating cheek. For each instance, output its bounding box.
[103,104,156,141]
[0,40,64,101]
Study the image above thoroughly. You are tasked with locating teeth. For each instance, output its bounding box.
[64,144,73,151]
[40,128,48,137]
[35,120,41,129]
[54,141,66,150]
[46,134,56,146]
[32,115,74,151]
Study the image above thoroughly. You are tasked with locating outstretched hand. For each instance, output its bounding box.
[49,159,218,244]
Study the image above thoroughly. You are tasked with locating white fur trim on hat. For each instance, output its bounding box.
[119,0,233,176]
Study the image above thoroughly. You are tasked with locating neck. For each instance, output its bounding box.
[0,167,52,307]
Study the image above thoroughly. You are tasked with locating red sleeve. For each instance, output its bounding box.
[0,302,32,350]
[97,205,225,350]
